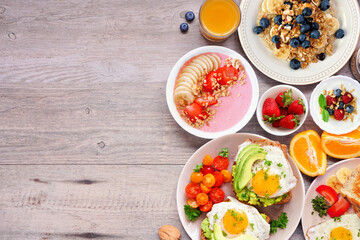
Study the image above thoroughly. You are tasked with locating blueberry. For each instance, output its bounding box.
[290,59,301,70]
[299,34,307,42]
[317,53,326,61]
[302,7,312,16]
[319,0,330,11]
[260,18,270,29]
[253,26,263,34]
[310,30,320,39]
[335,29,345,39]
[272,35,280,44]
[301,0,308,2]
[180,23,189,33]
[346,105,354,113]
[338,101,345,109]
[301,24,311,33]
[334,89,342,97]
[290,38,300,48]
[274,15,283,25]
[301,40,311,49]
[296,14,306,24]
[284,2,293,8]
[311,22,319,30]
[327,108,334,115]
[185,11,195,22]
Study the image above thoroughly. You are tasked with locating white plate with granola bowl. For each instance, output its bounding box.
[309,75,360,135]
[302,158,360,240]
[238,0,360,85]
[177,133,305,240]
[166,46,259,139]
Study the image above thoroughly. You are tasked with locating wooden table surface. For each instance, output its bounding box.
[0,0,358,239]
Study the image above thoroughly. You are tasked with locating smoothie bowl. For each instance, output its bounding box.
[166,46,259,139]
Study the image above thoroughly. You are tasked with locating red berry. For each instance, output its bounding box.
[272,119,281,128]
[334,109,345,120]
[326,95,337,107]
[262,98,281,123]
[279,115,299,129]
[275,90,293,107]
[342,92,353,104]
[279,107,288,117]
[288,99,305,115]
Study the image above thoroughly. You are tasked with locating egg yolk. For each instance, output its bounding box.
[251,170,280,197]
[223,209,248,235]
[330,227,352,240]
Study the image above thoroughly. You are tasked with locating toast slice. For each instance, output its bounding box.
[340,164,360,217]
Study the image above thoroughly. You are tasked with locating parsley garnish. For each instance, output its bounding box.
[193,164,203,173]
[250,223,254,230]
[184,205,201,221]
[270,212,288,234]
[264,159,272,166]
[264,170,269,180]
[357,229,360,237]
[214,213,219,220]
[219,147,229,157]
[311,196,329,217]
[222,231,228,237]
[333,216,341,222]
[277,163,283,167]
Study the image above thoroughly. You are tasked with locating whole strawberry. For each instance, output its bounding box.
[279,107,289,117]
[272,119,281,128]
[263,98,281,123]
[288,99,306,115]
[334,109,345,120]
[279,115,299,129]
[275,89,293,107]
[342,92,353,104]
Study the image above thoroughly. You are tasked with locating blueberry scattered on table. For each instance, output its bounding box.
[310,30,320,39]
[300,24,311,33]
[302,7,312,17]
[180,23,189,33]
[274,15,282,25]
[327,108,334,116]
[311,22,319,30]
[335,29,345,39]
[346,105,354,113]
[260,18,270,29]
[334,89,342,98]
[301,40,311,49]
[272,35,280,44]
[296,14,306,24]
[338,101,344,109]
[185,11,195,22]
[320,0,330,11]
[290,59,301,70]
[253,26,263,34]
[299,34,306,42]
[290,38,300,48]
[317,53,326,61]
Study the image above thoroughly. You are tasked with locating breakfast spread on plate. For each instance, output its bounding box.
[254,0,345,69]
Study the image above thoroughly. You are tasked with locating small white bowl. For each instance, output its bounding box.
[256,85,308,136]
[309,75,360,135]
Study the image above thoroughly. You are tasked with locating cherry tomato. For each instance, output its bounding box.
[190,172,203,183]
[217,66,239,85]
[200,200,213,212]
[196,193,209,206]
[200,183,212,194]
[202,154,213,166]
[187,198,199,208]
[220,169,232,183]
[213,156,229,171]
[209,188,225,204]
[185,183,201,199]
[202,173,216,188]
[201,165,215,175]
[213,171,224,187]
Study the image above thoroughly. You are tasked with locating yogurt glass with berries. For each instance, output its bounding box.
[310,75,360,134]
[166,46,259,139]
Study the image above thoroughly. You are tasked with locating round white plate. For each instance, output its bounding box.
[238,0,360,85]
[176,133,305,240]
[166,46,259,139]
[309,75,360,135]
[302,158,360,240]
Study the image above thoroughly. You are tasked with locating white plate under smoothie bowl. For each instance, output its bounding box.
[176,133,305,240]
[238,0,360,85]
[166,46,259,139]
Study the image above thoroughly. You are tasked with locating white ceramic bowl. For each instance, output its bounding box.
[256,85,308,136]
[309,75,360,135]
[166,46,259,139]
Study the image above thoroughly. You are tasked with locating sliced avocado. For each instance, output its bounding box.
[234,144,260,192]
[213,223,258,240]
[236,151,267,192]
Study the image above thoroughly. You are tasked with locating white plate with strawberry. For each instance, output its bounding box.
[256,85,308,136]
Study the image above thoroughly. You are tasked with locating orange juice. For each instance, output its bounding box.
[199,0,240,42]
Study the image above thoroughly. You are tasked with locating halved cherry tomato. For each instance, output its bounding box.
[202,154,213,166]
[316,185,339,205]
[201,165,215,175]
[191,172,203,183]
[327,197,350,218]
[203,71,219,92]
[195,94,218,107]
[196,192,209,206]
[220,170,232,183]
[213,156,229,171]
[184,103,208,123]
[202,173,216,188]
[209,188,225,204]
[185,183,201,199]
[217,66,239,85]
[200,199,213,212]
[200,183,212,194]
[187,198,199,208]
[213,171,224,187]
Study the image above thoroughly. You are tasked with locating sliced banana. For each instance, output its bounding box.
[189,62,206,76]
[211,54,222,68]
[192,58,209,73]
[336,167,352,184]
[267,0,282,14]
[262,0,269,13]
[178,73,197,85]
[175,81,194,92]
[325,14,339,35]
[206,54,219,70]
[326,175,342,194]
[310,33,327,49]
[174,90,195,106]
[274,46,290,59]
[197,55,213,72]
[182,65,202,79]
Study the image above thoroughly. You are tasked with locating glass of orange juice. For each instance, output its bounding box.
[199,0,241,42]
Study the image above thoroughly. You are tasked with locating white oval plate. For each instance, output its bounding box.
[238,0,360,85]
[166,46,259,139]
[176,133,305,240]
[302,158,360,240]
[309,75,360,135]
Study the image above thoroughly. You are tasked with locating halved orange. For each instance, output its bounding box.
[321,127,360,159]
[290,130,327,177]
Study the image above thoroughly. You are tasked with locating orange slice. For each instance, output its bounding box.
[321,127,360,159]
[290,130,327,177]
